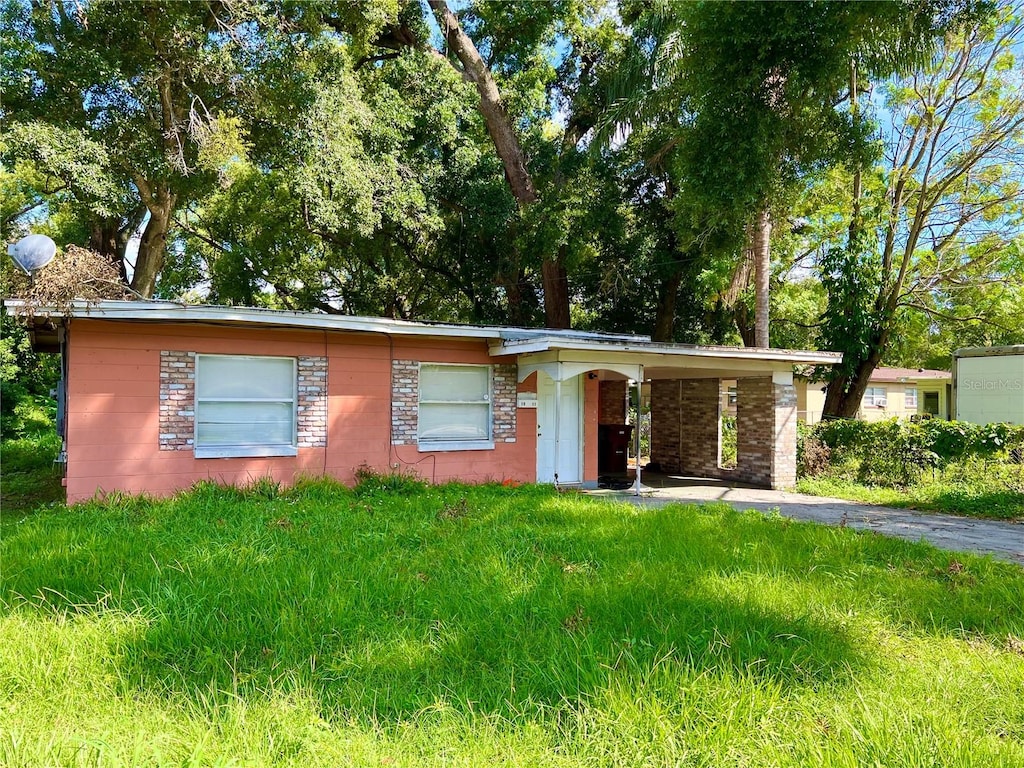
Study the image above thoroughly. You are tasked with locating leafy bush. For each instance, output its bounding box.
[798,418,1024,509]
[720,415,737,468]
[1,314,60,438]
[808,418,1024,470]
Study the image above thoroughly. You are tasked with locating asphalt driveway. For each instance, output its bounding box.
[589,475,1024,566]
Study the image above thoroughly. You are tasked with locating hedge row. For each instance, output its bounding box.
[798,418,1024,486]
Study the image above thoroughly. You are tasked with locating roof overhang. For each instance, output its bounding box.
[4,299,843,378]
[490,336,840,383]
[3,299,511,341]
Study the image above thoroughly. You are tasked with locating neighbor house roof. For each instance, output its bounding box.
[868,366,951,383]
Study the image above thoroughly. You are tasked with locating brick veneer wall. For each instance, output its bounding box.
[599,380,627,424]
[735,377,797,488]
[159,351,328,451]
[649,379,720,475]
[650,380,683,472]
[650,375,797,489]
[391,360,419,445]
[492,364,518,442]
[680,379,722,475]
[296,357,328,448]
[159,351,196,450]
[391,361,518,446]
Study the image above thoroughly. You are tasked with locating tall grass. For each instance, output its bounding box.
[2,478,1023,766]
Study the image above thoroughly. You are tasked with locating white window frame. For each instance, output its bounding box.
[194,354,298,459]
[418,363,494,452]
[865,386,888,408]
[905,387,918,409]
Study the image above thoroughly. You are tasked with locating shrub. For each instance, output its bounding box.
[798,418,1024,488]
[720,415,737,468]
[799,435,832,477]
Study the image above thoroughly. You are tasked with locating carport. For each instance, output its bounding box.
[489,335,839,492]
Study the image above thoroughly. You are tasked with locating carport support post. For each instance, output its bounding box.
[632,366,644,495]
[553,376,562,488]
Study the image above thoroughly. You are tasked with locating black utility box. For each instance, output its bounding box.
[598,423,634,474]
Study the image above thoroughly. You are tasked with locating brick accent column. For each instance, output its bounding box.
[391,360,419,445]
[159,351,196,450]
[735,377,797,489]
[599,380,627,424]
[297,357,328,448]
[492,364,518,442]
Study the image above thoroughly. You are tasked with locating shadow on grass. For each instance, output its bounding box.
[3,479,1023,723]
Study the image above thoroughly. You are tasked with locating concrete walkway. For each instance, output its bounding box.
[588,477,1024,566]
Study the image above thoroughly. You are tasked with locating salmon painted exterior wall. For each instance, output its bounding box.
[583,375,599,484]
[65,319,536,503]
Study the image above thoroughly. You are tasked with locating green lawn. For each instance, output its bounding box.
[797,461,1024,521]
[2,473,1023,767]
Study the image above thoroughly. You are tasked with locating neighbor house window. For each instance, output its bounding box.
[418,364,492,449]
[865,386,888,408]
[923,391,940,416]
[905,387,918,409]
[195,355,297,458]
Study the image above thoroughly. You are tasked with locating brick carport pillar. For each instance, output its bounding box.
[735,376,797,489]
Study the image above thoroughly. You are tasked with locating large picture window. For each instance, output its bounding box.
[195,355,297,458]
[418,364,492,449]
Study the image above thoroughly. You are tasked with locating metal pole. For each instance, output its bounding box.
[633,367,644,495]
[553,375,562,488]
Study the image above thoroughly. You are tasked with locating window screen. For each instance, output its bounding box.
[418,364,491,443]
[195,355,297,457]
[905,387,918,408]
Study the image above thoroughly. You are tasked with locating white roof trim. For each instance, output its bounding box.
[3,299,505,339]
[491,335,840,365]
[3,299,840,365]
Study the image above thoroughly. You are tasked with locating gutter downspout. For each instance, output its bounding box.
[553,371,562,489]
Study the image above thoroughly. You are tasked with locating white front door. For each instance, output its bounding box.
[536,373,582,484]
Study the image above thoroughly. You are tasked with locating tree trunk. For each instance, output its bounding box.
[752,207,772,347]
[821,347,884,419]
[131,189,175,298]
[428,1,536,206]
[652,268,683,342]
[721,246,755,345]
[427,1,570,329]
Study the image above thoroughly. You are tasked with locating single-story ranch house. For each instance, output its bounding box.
[8,300,839,503]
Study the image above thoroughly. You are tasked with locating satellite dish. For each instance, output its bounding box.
[7,234,57,275]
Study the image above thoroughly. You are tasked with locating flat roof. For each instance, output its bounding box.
[4,298,841,365]
[491,334,840,365]
[3,299,648,343]
[954,345,1024,359]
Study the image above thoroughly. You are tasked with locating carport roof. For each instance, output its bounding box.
[490,334,840,365]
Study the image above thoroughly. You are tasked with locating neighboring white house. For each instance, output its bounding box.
[953,346,1024,426]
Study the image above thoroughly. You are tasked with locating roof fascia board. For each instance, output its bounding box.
[4,300,504,340]
[515,348,814,375]
[494,338,839,366]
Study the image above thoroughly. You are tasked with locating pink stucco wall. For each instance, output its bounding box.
[64,319,536,502]
[583,375,599,484]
